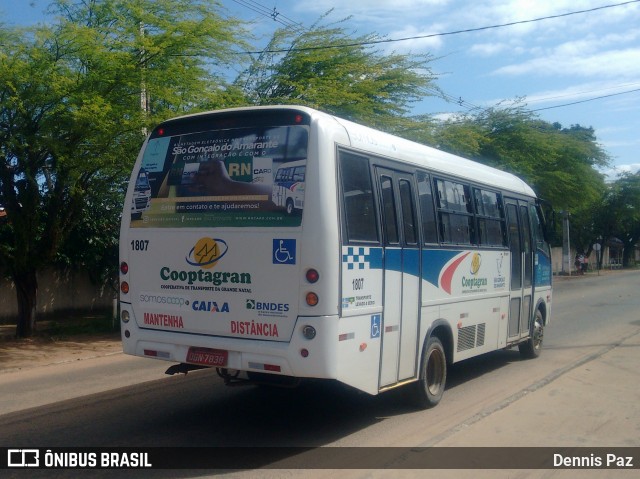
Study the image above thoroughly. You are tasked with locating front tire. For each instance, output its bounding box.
[414,336,447,409]
[519,309,544,359]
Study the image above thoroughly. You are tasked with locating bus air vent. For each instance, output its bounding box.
[457,323,486,352]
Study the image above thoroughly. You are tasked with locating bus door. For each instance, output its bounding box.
[505,198,534,340]
[376,168,421,387]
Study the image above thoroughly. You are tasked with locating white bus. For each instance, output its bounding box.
[272,160,305,215]
[130,168,151,220]
[119,106,552,408]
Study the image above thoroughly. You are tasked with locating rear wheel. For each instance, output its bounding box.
[519,309,544,359]
[414,336,447,409]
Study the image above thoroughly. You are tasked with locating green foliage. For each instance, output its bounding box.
[0,0,248,336]
[595,172,640,265]
[428,103,609,211]
[237,15,440,131]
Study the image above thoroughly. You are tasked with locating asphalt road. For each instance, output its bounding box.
[1,270,639,479]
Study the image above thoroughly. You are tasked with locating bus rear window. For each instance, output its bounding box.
[131,124,308,228]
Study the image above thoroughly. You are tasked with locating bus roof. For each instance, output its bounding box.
[327,113,536,198]
[157,105,537,198]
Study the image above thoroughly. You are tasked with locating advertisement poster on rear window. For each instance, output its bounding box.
[130,125,308,228]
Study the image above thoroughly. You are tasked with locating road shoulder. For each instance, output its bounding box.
[0,330,122,373]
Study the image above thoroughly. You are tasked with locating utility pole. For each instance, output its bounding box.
[140,22,148,136]
[562,210,571,275]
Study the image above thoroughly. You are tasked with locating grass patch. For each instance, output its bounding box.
[45,313,120,338]
[0,311,120,342]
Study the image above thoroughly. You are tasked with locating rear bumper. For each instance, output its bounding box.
[121,314,339,378]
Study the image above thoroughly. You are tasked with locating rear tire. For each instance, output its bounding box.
[414,336,447,409]
[519,309,544,359]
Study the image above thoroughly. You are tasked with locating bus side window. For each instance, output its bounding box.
[474,188,506,246]
[417,171,438,244]
[530,203,550,255]
[380,175,399,244]
[293,166,305,182]
[399,179,417,245]
[339,152,379,243]
[435,178,473,245]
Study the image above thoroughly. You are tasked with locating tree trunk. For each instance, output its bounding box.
[14,270,38,338]
[623,244,634,268]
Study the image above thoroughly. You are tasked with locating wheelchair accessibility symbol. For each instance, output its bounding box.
[273,239,296,265]
[371,314,381,338]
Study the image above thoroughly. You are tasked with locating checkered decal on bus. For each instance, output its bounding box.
[342,246,383,270]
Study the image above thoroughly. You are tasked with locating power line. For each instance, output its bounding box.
[528,82,640,103]
[433,87,640,128]
[230,1,640,117]
[230,0,306,33]
[449,83,640,116]
[237,0,640,54]
[530,87,640,112]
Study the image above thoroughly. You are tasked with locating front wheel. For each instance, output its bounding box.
[519,309,544,359]
[285,198,294,215]
[413,336,447,409]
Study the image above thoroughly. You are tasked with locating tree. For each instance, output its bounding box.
[237,16,441,131]
[426,105,609,245]
[595,173,640,267]
[0,0,247,337]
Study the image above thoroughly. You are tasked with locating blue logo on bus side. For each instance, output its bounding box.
[273,239,296,265]
[371,314,381,338]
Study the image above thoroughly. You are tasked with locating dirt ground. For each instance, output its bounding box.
[0,322,122,373]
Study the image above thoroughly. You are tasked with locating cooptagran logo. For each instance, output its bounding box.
[186,238,228,269]
[470,253,482,275]
[462,252,488,292]
[160,237,251,288]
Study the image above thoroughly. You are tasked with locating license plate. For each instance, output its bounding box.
[186,347,228,367]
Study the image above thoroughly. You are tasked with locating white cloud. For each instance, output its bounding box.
[493,47,640,79]
[386,24,446,52]
[524,81,640,106]
[470,42,509,57]
[600,163,640,180]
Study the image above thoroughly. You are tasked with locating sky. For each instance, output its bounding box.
[2,0,640,179]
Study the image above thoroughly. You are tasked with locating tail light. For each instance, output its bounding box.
[305,268,319,283]
[305,292,319,306]
[120,261,129,293]
[305,269,319,306]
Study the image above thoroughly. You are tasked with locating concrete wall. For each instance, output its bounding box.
[551,245,620,275]
[0,269,115,323]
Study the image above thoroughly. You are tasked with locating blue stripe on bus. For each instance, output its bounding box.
[344,247,472,285]
[385,249,402,272]
[421,250,461,287]
[403,249,420,277]
[380,248,420,277]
